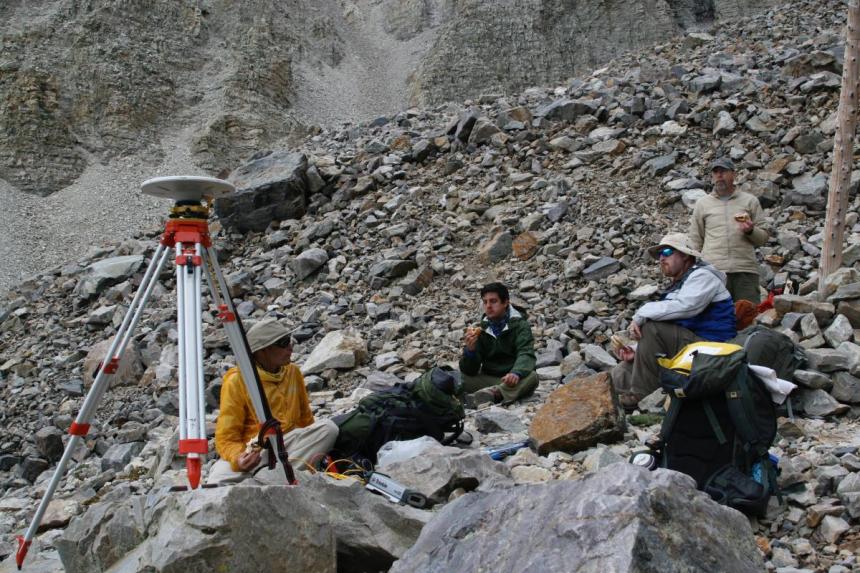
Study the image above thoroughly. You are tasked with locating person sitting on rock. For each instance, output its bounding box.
[208,318,338,484]
[611,233,736,410]
[459,282,538,408]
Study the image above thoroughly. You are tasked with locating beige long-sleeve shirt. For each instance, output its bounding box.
[689,190,768,275]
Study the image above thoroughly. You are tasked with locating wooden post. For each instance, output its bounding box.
[819,1,860,298]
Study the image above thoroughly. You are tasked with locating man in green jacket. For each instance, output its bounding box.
[459,282,538,408]
[689,157,768,303]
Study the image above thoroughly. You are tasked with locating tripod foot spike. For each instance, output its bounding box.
[16,535,31,569]
[186,457,202,490]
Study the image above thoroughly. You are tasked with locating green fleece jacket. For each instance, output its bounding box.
[459,306,536,378]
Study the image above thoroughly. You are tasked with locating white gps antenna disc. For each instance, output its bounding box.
[141,176,235,201]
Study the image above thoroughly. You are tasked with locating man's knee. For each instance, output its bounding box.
[318,418,339,443]
[640,320,659,338]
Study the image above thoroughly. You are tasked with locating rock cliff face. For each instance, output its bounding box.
[0,0,777,196]
[410,0,778,106]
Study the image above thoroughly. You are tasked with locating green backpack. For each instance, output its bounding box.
[332,367,465,463]
[656,342,779,516]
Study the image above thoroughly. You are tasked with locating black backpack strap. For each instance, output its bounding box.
[725,366,769,457]
[702,400,727,445]
[658,395,682,446]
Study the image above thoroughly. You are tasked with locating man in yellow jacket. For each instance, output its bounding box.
[208,318,338,484]
[689,157,768,303]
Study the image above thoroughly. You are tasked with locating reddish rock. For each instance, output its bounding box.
[529,372,625,455]
[512,231,539,261]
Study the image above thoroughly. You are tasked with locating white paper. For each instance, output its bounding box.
[749,364,797,405]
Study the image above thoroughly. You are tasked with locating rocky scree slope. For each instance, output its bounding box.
[0,0,859,570]
[0,0,778,197]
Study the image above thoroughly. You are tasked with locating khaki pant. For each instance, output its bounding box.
[459,370,539,403]
[206,419,339,485]
[610,321,701,399]
[725,272,761,304]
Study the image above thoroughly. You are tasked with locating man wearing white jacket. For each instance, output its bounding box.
[612,233,736,410]
[689,157,768,303]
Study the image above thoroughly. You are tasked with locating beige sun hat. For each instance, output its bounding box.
[646,232,702,260]
[246,318,292,353]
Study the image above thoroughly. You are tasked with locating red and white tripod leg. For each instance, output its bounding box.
[16,244,170,569]
[175,242,208,488]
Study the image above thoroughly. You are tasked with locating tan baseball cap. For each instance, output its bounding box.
[646,233,702,260]
[246,318,292,353]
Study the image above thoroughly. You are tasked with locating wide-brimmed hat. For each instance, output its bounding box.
[646,233,702,260]
[246,318,292,353]
[710,157,735,171]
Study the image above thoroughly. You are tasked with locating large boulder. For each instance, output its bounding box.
[56,486,336,573]
[296,474,431,572]
[301,330,368,374]
[377,439,513,504]
[74,255,144,300]
[529,372,625,455]
[390,464,765,573]
[215,150,309,232]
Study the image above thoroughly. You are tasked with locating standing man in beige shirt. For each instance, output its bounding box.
[689,157,768,303]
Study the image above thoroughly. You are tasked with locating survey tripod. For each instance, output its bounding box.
[16,176,297,569]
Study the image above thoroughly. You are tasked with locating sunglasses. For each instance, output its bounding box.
[657,247,675,258]
[273,336,294,349]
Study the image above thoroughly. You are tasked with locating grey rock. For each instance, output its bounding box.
[468,118,501,145]
[390,464,763,573]
[369,259,417,279]
[292,248,329,280]
[297,474,430,570]
[628,284,659,301]
[377,441,513,504]
[360,371,404,392]
[643,153,677,176]
[582,446,625,472]
[827,282,860,303]
[34,427,65,463]
[789,173,828,209]
[682,189,708,209]
[74,255,144,300]
[794,131,824,154]
[302,330,367,374]
[582,257,621,281]
[832,372,860,404]
[818,515,850,543]
[713,110,737,135]
[798,389,848,417]
[582,344,618,370]
[824,314,854,347]
[690,72,721,93]
[478,231,513,263]
[100,441,144,472]
[475,407,527,434]
[793,370,833,391]
[805,348,852,373]
[216,151,309,232]
[18,457,49,483]
[56,486,335,573]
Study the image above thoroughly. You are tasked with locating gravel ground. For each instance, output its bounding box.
[289,0,436,127]
[0,144,203,295]
[0,0,438,296]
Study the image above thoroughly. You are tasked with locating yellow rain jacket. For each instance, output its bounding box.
[215,363,313,471]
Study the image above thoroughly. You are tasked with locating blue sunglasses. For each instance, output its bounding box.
[657,247,675,258]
